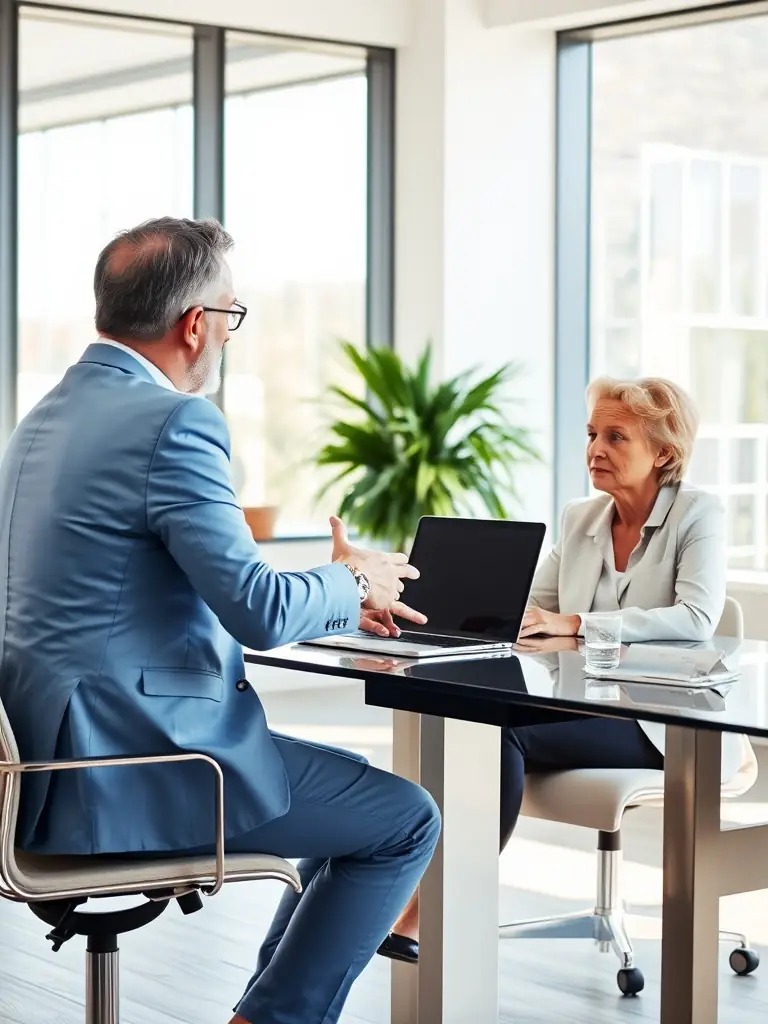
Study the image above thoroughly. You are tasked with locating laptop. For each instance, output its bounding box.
[302,516,546,658]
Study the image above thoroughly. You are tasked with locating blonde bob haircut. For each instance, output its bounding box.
[586,376,699,487]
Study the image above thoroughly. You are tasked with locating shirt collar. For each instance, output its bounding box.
[96,338,178,392]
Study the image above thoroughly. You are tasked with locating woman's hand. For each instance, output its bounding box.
[514,634,579,655]
[518,606,581,640]
[360,602,427,637]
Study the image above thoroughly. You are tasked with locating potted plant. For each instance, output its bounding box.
[242,505,279,542]
[230,453,280,541]
[314,342,542,553]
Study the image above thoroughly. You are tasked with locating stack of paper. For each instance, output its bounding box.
[585,644,740,687]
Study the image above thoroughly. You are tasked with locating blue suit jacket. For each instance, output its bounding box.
[0,343,360,854]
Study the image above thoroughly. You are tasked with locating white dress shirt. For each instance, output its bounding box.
[97,339,178,392]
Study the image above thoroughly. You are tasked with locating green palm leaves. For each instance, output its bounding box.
[316,342,542,552]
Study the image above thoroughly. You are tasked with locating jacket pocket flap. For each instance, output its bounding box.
[141,669,223,702]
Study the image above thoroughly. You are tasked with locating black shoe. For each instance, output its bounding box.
[377,932,419,964]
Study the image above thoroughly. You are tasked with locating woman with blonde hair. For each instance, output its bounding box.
[378,375,732,965]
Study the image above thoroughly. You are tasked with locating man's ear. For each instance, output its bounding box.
[179,306,205,354]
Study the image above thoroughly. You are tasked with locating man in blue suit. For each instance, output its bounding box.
[0,217,440,1024]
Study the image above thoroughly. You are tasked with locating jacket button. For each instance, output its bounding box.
[235,679,249,692]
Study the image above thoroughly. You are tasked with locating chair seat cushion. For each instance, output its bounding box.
[9,850,301,900]
[521,768,666,832]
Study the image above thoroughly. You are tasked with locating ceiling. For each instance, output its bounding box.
[18,9,366,132]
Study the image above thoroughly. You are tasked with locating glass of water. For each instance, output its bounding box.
[584,613,622,673]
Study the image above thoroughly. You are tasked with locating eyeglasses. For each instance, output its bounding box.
[197,300,248,331]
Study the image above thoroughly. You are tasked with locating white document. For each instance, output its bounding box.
[585,643,740,687]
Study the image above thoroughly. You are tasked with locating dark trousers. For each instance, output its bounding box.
[499,717,664,851]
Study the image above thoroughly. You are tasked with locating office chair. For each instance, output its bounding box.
[500,596,759,995]
[0,696,301,1024]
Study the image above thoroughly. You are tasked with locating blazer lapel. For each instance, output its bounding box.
[560,499,611,615]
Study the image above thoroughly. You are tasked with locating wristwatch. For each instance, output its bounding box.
[344,564,371,604]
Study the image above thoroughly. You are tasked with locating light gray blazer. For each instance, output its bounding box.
[530,482,744,779]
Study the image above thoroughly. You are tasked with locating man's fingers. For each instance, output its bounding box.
[376,610,399,636]
[359,614,392,637]
[329,515,349,548]
[390,601,427,625]
[396,563,420,581]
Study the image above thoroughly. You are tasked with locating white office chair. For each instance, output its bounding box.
[499,596,759,996]
[0,696,301,1024]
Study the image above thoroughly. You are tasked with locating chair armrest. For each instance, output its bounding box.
[0,752,226,895]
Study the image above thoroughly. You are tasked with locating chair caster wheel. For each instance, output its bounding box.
[617,967,645,996]
[730,948,759,976]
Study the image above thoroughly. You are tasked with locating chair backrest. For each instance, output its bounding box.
[715,598,757,792]
[0,697,21,899]
[718,596,744,639]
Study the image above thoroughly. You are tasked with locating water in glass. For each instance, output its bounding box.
[584,614,622,672]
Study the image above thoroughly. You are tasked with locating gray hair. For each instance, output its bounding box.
[586,376,699,486]
[94,217,234,341]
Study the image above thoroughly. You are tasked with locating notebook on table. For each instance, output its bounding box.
[585,643,740,688]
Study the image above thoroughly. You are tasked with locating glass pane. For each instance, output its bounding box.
[729,495,755,548]
[689,160,722,315]
[223,34,367,532]
[599,326,641,379]
[688,438,719,487]
[591,15,768,570]
[730,165,761,316]
[648,162,683,315]
[731,439,757,484]
[690,327,768,426]
[17,9,193,419]
[688,327,723,423]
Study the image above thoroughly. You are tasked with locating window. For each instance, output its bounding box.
[17,7,193,418]
[589,13,768,570]
[223,35,368,533]
[6,9,392,532]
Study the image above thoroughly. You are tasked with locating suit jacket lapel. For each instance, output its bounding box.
[560,499,611,616]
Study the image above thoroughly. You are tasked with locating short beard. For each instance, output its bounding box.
[188,344,222,396]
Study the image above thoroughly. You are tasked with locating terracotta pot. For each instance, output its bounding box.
[243,505,279,541]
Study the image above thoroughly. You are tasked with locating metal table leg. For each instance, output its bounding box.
[391,710,421,1024]
[390,711,500,1024]
[417,714,500,1024]
[660,726,721,1024]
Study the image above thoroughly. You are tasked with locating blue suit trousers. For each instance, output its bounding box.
[182,732,440,1024]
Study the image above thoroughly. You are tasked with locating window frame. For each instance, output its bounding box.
[0,0,395,464]
[554,1,768,549]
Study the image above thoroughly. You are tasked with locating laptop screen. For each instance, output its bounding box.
[396,517,546,641]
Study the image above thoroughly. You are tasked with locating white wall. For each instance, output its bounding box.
[484,0,737,29]
[395,0,555,528]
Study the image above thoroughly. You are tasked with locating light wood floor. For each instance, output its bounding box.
[2,679,767,1024]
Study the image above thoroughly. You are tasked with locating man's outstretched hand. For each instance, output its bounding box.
[330,516,427,630]
[360,602,428,637]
